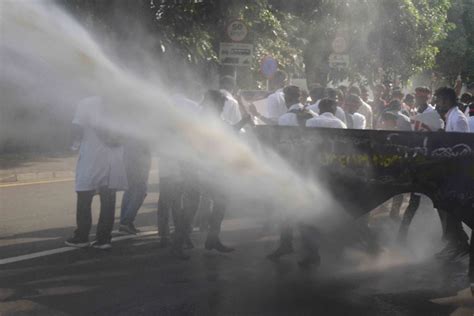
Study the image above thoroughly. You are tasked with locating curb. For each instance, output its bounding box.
[0,171,75,184]
[0,170,159,185]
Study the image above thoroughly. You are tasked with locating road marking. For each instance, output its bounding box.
[0,230,158,265]
[0,178,74,188]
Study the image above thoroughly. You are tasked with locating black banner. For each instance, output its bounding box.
[254,126,474,228]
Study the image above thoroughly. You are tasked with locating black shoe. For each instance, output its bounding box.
[119,223,140,235]
[91,240,112,250]
[205,237,235,253]
[298,254,321,269]
[435,242,469,260]
[159,237,169,249]
[65,236,90,248]
[170,246,190,260]
[266,243,294,260]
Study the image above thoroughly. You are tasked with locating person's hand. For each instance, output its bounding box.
[248,104,260,117]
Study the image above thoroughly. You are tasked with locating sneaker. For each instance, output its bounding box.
[205,236,235,253]
[91,240,112,250]
[65,236,90,248]
[119,223,140,235]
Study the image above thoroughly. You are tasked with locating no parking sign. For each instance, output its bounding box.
[260,56,278,79]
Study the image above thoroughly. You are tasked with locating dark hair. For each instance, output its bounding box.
[219,76,236,91]
[319,98,337,114]
[434,87,457,104]
[309,85,325,102]
[415,86,431,95]
[404,93,415,103]
[283,85,301,101]
[203,89,227,112]
[348,86,361,96]
[381,111,398,122]
[326,88,338,101]
[271,70,287,86]
[461,93,472,104]
[392,89,404,100]
[345,94,362,107]
[387,99,402,111]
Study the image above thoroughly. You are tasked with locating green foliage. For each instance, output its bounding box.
[59,0,464,88]
[434,0,474,83]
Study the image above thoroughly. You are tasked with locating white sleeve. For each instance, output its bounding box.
[72,101,90,127]
[267,94,285,120]
[456,116,469,132]
[221,99,242,125]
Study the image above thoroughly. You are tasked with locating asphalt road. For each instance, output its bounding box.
[0,180,469,315]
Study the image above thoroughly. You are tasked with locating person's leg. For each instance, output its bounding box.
[267,220,294,260]
[95,188,116,245]
[120,182,147,231]
[398,193,421,243]
[205,190,233,252]
[298,223,321,268]
[197,195,211,232]
[436,210,469,259]
[120,189,132,225]
[74,190,95,240]
[181,174,200,248]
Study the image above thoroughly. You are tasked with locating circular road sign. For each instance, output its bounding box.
[331,37,347,54]
[226,20,248,42]
[260,56,278,78]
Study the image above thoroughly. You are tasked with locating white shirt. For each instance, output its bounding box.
[306,101,346,124]
[358,101,373,129]
[418,104,436,114]
[411,111,444,131]
[306,112,347,129]
[171,94,201,114]
[267,88,287,121]
[349,112,366,129]
[73,96,128,192]
[445,107,469,132]
[220,89,242,125]
[468,116,474,133]
[278,103,305,126]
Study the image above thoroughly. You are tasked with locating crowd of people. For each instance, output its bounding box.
[64,70,474,267]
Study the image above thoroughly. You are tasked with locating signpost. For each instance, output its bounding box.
[260,56,278,79]
[328,53,350,70]
[219,19,253,68]
[219,42,253,67]
[329,36,349,70]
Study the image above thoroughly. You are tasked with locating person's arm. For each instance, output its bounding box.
[248,104,277,125]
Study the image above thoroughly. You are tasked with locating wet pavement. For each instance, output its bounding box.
[0,219,466,316]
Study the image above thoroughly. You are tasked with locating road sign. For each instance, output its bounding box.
[226,20,248,42]
[328,53,350,69]
[331,37,347,54]
[260,56,278,78]
[219,42,253,67]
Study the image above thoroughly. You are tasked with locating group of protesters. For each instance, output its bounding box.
[64,69,474,266]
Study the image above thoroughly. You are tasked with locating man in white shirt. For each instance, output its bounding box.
[278,85,316,127]
[343,94,366,129]
[307,87,347,124]
[306,98,347,129]
[65,96,128,250]
[433,87,470,259]
[415,87,436,114]
[219,76,242,125]
[266,71,288,124]
[349,86,373,129]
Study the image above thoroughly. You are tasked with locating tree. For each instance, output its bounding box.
[434,0,474,83]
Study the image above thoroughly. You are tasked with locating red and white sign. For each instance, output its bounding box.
[226,20,248,42]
